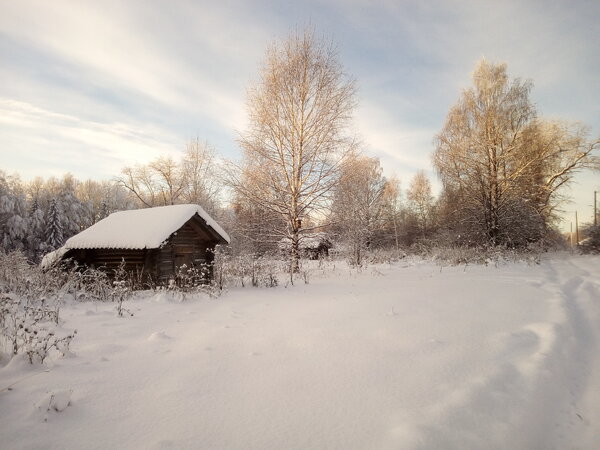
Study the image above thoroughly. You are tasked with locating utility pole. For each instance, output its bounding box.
[575,211,579,245]
[570,222,574,249]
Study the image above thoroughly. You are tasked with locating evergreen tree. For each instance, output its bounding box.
[58,174,84,239]
[0,171,28,252]
[99,200,110,221]
[46,198,64,250]
[28,197,40,217]
[27,198,47,262]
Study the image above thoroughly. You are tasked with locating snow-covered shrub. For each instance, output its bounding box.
[211,246,229,292]
[164,261,221,299]
[173,263,211,291]
[70,267,112,302]
[19,322,76,365]
[0,250,77,301]
[112,260,133,317]
[299,266,310,284]
[0,293,76,364]
[213,252,281,289]
[364,248,407,265]
[0,251,78,364]
[415,243,547,267]
[580,224,600,254]
[428,245,491,266]
[247,255,280,287]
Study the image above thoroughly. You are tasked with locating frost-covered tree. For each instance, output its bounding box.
[75,179,130,225]
[406,171,435,238]
[433,59,599,247]
[118,157,183,207]
[230,28,357,272]
[0,171,28,253]
[45,198,64,250]
[580,223,600,253]
[58,174,85,238]
[26,197,47,262]
[379,176,405,250]
[229,193,286,255]
[117,139,222,213]
[330,155,388,265]
[99,200,110,221]
[180,138,223,216]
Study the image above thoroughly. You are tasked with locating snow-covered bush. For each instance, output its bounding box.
[173,263,211,291]
[580,224,600,254]
[164,259,222,299]
[0,250,75,300]
[210,249,281,289]
[248,256,279,287]
[0,250,139,361]
[363,248,407,265]
[0,251,78,363]
[112,260,133,316]
[0,293,76,364]
[211,246,229,292]
[413,244,546,267]
[427,245,494,266]
[67,267,112,302]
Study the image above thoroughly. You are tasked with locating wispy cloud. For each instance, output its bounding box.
[0,0,597,223]
[0,98,183,179]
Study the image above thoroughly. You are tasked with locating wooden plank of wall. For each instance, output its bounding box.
[156,220,219,281]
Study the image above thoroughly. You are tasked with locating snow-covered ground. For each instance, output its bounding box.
[1,254,599,449]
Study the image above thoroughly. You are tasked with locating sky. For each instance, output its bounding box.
[1,0,599,228]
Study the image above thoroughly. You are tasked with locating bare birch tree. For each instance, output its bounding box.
[380,176,403,250]
[180,138,222,215]
[229,28,357,272]
[406,171,435,237]
[330,155,387,265]
[117,138,222,211]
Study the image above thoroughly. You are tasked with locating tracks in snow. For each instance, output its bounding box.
[395,256,600,449]
[542,256,600,448]
[507,257,598,449]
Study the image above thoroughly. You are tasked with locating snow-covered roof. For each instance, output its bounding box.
[64,204,230,250]
[40,247,69,269]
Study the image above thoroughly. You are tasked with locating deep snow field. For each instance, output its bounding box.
[1,253,599,449]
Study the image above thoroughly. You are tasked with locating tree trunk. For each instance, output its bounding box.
[289,221,300,276]
[290,233,299,273]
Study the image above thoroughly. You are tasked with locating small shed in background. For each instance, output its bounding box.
[52,204,229,283]
[278,232,332,260]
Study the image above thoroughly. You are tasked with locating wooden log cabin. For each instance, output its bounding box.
[56,204,229,284]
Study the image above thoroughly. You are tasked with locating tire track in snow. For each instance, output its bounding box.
[387,257,598,449]
[549,256,600,448]
[523,257,599,449]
